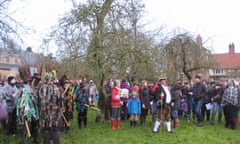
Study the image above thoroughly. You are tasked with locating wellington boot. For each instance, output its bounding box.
[117,120,120,129]
[111,120,115,130]
[234,118,238,126]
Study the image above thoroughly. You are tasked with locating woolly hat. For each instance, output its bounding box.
[195,75,201,80]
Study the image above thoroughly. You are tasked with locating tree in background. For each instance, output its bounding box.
[51,0,165,120]
[0,0,28,50]
[163,31,214,82]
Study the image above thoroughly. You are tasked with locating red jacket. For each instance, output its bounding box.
[111,87,121,107]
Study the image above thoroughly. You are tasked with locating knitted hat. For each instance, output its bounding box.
[132,91,137,97]
[195,75,201,80]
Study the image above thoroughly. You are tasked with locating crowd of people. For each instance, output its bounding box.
[0,71,100,144]
[105,75,240,133]
[0,72,239,144]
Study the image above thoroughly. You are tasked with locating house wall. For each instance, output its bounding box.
[0,55,22,80]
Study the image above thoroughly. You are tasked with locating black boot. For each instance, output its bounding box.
[130,120,133,127]
[140,116,143,125]
[143,118,146,126]
[84,117,87,127]
[78,118,82,128]
[133,121,137,127]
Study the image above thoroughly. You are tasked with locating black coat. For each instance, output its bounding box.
[140,87,151,109]
[192,82,207,101]
[153,84,168,107]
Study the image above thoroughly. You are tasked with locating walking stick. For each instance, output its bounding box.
[62,114,71,127]
[25,121,31,137]
[84,104,101,111]
[160,100,164,133]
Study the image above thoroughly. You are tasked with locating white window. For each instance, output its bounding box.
[213,69,223,75]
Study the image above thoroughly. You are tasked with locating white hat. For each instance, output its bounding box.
[159,77,166,81]
[89,80,93,83]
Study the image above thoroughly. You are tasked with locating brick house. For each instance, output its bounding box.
[209,43,240,80]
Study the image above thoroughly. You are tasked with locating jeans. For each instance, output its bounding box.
[171,109,179,119]
[201,102,210,121]
[210,102,223,123]
[187,97,194,119]
[195,100,203,122]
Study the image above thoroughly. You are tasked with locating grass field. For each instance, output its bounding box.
[0,109,239,144]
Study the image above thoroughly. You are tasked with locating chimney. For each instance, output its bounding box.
[229,43,235,54]
[196,34,202,46]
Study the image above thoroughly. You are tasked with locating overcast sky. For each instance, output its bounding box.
[9,0,240,54]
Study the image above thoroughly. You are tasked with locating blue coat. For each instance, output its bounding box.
[76,90,89,113]
[128,98,141,115]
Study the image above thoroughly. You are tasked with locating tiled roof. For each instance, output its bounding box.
[212,53,240,69]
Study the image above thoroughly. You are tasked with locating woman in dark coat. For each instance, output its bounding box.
[140,80,151,125]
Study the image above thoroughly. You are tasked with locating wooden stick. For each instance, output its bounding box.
[25,121,31,137]
[84,104,101,111]
[62,114,70,127]
[161,103,164,133]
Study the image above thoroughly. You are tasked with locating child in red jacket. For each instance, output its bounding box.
[111,80,122,130]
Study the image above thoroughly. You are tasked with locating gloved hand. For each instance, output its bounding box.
[157,100,163,107]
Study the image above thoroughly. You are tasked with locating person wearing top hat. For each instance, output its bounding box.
[152,77,173,134]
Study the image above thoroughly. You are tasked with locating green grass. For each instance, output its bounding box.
[0,110,240,144]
